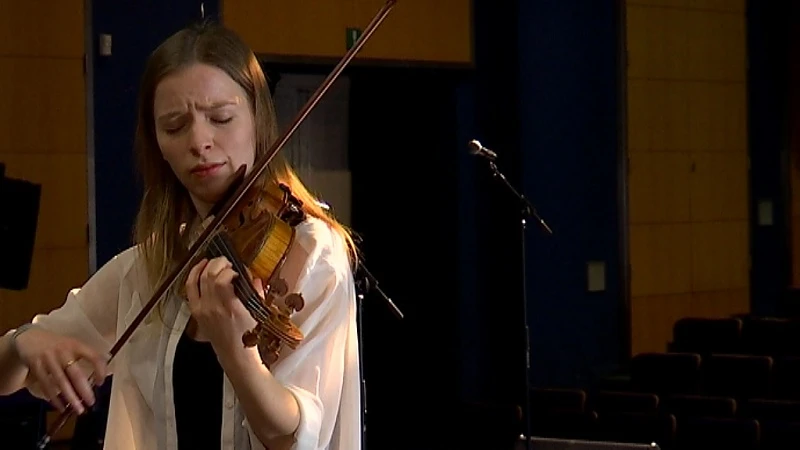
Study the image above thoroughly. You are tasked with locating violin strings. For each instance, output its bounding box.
[205,234,273,322]
[212,239,269,321]
[209,234,269,309]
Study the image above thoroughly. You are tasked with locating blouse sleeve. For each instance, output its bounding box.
[21,246,139,370]
[250,218,359,450]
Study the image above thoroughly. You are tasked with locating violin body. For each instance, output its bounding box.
[210,178,308,365]
[223,180,305,281]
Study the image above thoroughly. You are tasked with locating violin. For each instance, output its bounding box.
[200,177,309,363]
[36,1,397,447]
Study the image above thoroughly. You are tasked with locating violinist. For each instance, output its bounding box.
[0,21,362,450]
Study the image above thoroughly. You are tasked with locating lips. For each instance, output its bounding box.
[190,162,225,176]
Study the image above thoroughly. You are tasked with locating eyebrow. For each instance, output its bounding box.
[156,100,239,122]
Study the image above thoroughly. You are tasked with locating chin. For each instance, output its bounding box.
[196,189,227,205]
[189,183,229,207]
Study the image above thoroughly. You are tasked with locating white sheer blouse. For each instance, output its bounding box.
[21,217,362,450]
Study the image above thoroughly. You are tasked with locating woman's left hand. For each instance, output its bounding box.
[185,257,263,350]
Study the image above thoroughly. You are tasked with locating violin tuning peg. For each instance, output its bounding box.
[242,328,260,347]
[284,293,305,313]
[269,278,289,296]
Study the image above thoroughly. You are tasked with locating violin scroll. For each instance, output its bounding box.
[241,276,306,366]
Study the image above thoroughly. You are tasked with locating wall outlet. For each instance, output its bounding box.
[758,199,773,226]
[588,261,605,292]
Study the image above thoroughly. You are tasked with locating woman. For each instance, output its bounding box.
[0,21,362,450]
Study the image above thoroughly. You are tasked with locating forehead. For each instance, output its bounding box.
[153,63,246,111]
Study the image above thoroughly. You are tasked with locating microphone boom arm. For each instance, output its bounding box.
[487,161,552,235]
[355,261,403,319]
[469,139,552,235]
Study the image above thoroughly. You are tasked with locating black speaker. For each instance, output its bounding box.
[518,437,661,450]
[0,164,42,290]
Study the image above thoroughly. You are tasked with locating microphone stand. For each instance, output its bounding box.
[474,147,552,450]
[354,259,403,450]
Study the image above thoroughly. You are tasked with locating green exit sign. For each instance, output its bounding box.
[346,28,362,50]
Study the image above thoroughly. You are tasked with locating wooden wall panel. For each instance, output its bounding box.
[628,152,691,224]
[627,81,745,155]
[0,0,88,357]
[0,0,84,57]
[0,58,86,153]
[627,4,745,81]
[690,152,748,221]
[222,0,472,64]
[352,0,472,63]
[686,83,748,152]
[630,293,693,357]
[626,1,749,355]
[628,81,693,151]
[629,224,693,297]
[691,222,749,291]
[222,0,347,60]
[628,0,745,9]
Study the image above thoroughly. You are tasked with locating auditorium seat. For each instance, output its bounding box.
[701,354,772,399]
[740,398,800,421]
[591,412,676,449]
[529,410,597,442]
[590,391,659,416]
[740,317,800,357]
[675,417,759,450]
[771,356,800,400]
[529,388,594,441]
[669,317,742,355]
[630,352,702,395]
[661,394,737,419]
[530,387,586,414]
[759,420,800,450]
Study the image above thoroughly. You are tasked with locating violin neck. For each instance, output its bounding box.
[206,232,262,307]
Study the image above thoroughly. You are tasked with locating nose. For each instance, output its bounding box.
[187,120,213,155]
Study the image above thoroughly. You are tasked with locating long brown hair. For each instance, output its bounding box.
[132,21,358,293]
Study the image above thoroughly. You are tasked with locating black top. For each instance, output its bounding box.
[173,331,224,449]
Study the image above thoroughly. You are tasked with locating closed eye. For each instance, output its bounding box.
[163,124,184,135]
[211,117,233,125]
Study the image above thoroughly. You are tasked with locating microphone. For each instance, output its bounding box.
[468,139,498,161]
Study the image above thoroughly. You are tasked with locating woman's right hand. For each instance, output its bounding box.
[13,327,109,414]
